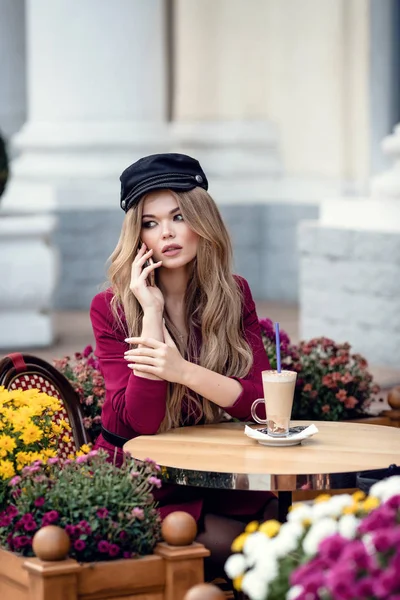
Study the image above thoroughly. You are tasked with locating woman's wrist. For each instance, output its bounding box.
[142,306,164,318]
[180,360,195,387]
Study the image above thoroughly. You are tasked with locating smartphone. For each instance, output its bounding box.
[143,255,155,286]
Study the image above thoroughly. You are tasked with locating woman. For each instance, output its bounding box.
[90,153,277,579]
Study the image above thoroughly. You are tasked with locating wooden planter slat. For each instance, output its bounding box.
[78,555,165,597]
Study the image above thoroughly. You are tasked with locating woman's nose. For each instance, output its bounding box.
[161,223,175,239]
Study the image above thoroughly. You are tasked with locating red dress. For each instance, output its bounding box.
[90,276,273,521]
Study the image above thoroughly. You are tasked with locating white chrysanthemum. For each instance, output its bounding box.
[243,532,273,567]
[286,585,304,600]
[370,475,400,502]
[287,503,313,524]
[251,554,279,584]
[312,494,353,520]
[362,533,376,556]
[279,521,305,540]
[224,553,247,579]
[273,521,304,558]
[241,569,269,600]
[338,514,359,539]
[302,517,338,556]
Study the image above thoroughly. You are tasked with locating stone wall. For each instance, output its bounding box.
[54,210,123,309]
[299,220,400,366]
[222,203,319,302]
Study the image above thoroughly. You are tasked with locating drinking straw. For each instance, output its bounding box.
[275,322,281,373]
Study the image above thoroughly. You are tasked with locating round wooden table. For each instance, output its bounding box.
[124,421,400,521]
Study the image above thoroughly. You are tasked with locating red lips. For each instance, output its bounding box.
[162,244,182,253]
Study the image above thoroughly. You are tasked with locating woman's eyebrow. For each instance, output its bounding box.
[142,207,180,219]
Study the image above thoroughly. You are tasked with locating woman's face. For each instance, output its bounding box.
[140,190,200,268]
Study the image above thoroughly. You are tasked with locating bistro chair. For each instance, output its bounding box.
[0,352,90,456]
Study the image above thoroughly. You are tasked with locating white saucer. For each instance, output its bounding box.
[244,423,319,446]
[257,437,303,447]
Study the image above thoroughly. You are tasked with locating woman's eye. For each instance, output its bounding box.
[142,221,157,229]
[174,214,184,222]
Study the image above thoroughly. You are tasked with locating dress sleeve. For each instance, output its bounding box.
[223,277,270,421]
[90,292,168,435]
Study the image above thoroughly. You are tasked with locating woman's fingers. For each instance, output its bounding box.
[124,347,158,358]
[127,363,158,375]
[133,247,154,271]
[139,260,162,282]
[125,355,158,366]
[125,336,164,348]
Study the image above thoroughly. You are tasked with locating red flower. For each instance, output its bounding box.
[74,539,86,551]
[322,375,335,389]
[335,389,348,402]
[108,544,120,557]
[322,404,330,413]
[83,345,93,357]
[341,373,354,384]
[344,396,358,409]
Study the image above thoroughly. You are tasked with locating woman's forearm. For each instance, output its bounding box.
[134,308,164,379]
[181,362,243,408]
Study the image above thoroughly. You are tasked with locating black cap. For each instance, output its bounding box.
[120,153,209,213]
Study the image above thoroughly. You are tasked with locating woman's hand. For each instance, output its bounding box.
[124,323,187,383]
[130,244,164,312]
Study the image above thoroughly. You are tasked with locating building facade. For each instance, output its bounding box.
[1,0,399,363]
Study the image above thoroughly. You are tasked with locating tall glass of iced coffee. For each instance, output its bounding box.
[251,370,297,437]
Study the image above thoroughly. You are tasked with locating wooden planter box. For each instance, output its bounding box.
[0,532,209,600]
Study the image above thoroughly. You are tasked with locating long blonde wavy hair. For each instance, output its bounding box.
[108,187,253,432]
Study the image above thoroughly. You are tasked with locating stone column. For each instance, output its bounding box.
[171,0,371,302]
[2,0,170,309]
[299,124,400,367]
[0,215,58,349]
[0,0,26,139]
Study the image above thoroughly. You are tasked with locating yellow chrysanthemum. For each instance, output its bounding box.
[11,410,33,433]
[259,519,281,538]
[245,520,259,533]
[343,503,359,515]
[233,576,243,591]
[0,434,16,458]
[289,502,303,512]
[42,448,57,459]
[59,419,71,432]
[314,494,332,503]
[0,459,15,480]
[231,533,249,552]
[352,490,366,502]
[27,451,46,464]
[0,387,70,476]
[79,444,91,454]
[362,496,380,512]
[62,435,71,443]
[20,423,43,445]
